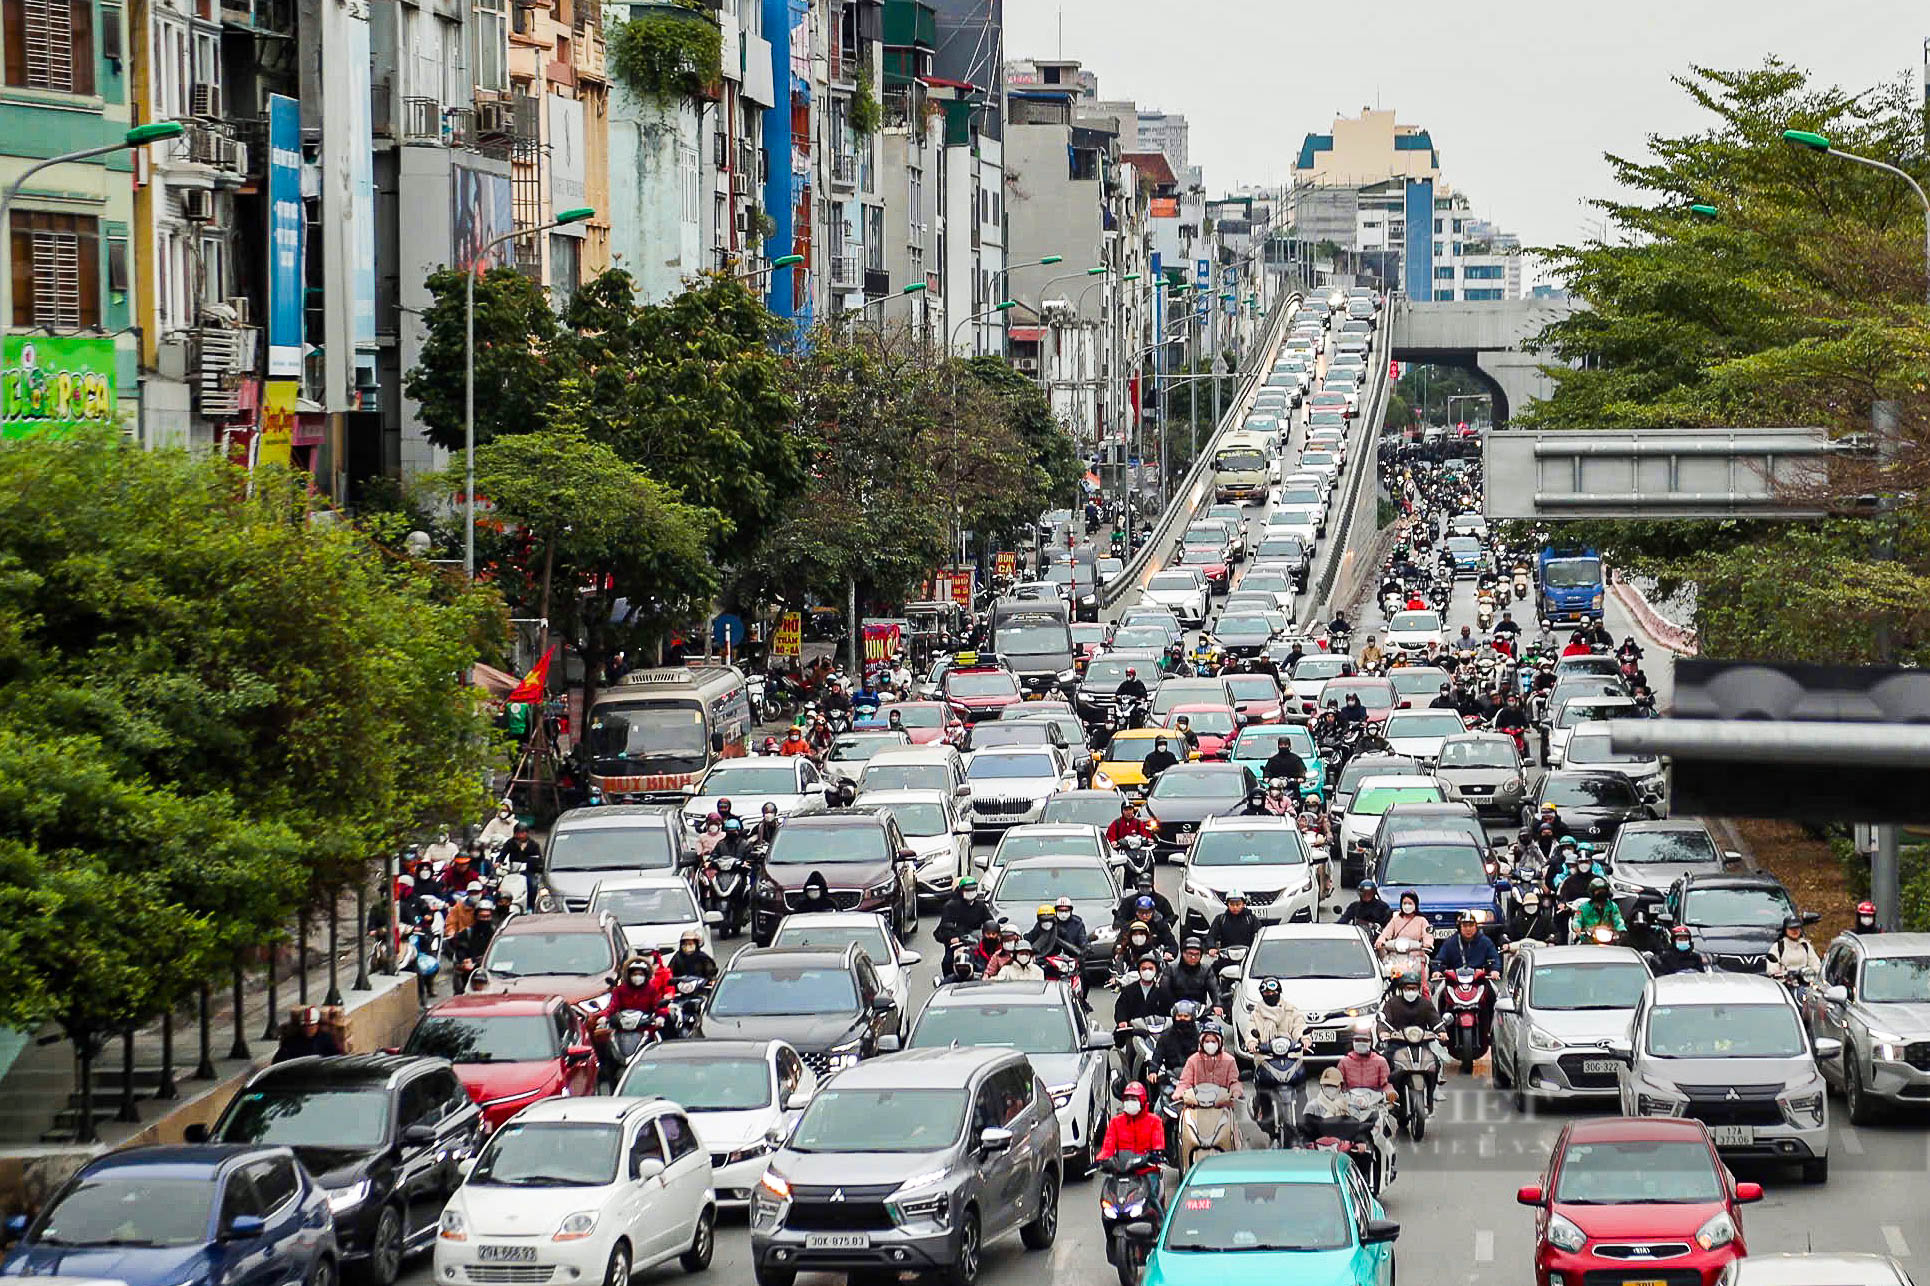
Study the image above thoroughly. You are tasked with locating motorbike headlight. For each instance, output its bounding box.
[1545,1212,1587,1253]
[552,1212,598,1242]
[1528,1026,1564,1053]
[1693,1210,1737,1252]
[1782,1090,1825,1129]
[1048,1082,1077,1109]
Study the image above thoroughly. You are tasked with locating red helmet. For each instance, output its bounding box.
[1858,900,1877,916]
[1122,1082,1148,1102]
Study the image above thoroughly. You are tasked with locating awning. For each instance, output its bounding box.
[469,663,519,698]
[1009,326,1046,342]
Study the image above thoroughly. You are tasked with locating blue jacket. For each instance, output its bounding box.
[1432,930,1501,973]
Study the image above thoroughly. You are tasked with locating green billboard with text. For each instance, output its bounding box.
[2,336,118,438]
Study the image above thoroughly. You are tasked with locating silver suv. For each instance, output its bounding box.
[1620,971,1838,1183]
[1808,931,1930,1123]
[750,1046,1062,1286]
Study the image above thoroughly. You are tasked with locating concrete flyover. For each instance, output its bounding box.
[1389,296,1586,424]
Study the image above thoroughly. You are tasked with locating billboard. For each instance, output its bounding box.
[1,337,117,437]
[265,95,304,377]
[453,164,514,272]
[548,96,586,239]
[257,380,298,466]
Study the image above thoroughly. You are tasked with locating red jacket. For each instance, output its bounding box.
[1561,641,1592,657]
[1096,1109,1167,1160]
[1106,816,1155,846]
[602,964,671,1024]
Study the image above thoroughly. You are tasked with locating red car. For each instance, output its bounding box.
[866,699,958,745]
[1167,703,1240,761]
[1224,672,1285,724]
[1518,1117,1762,1286]
[402,992,600,1130]
[1172,546,1230,592]
[942,665,1022,722]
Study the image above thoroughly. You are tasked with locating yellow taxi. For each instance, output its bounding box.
[1098,727,1178,792]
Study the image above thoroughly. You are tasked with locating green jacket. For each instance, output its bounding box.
[1574,898,1626,932]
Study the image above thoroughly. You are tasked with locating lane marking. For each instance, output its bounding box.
[1884,1225,1910,1257]
[1474,1229,1494,1262]
[1840,1125,1864,1155]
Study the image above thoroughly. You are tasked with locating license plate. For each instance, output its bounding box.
[1308,1028,1340,1045]
[1582,1059,1620,1075]
[1710,1126,1754,1146]
[478,1246,538,1264]
[805,1233,871,1250]
[1431,926,1455,940]
[1619,1280,1667,1286]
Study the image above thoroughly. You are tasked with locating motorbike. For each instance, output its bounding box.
[1299,1087,1398,1195]
[1177,1080,1240,1171]
[701,853,753,937]
[1113,695,1150,734]
[1251,1037,1307,1146]
[1042,952,1087,1004]
[1378,936,1432,989]
[1118,1015,1171,1093]
[1436,968,1494,1073]
[1099,1151,1166,1286]
[1384,1025,1441,1141]
[1476,597,1495,631]
[1512,566,1531,600]
[598,1008,663,1091]
[1113,833,1154,884]
[666,977,709,1037]
[746,673,766,723]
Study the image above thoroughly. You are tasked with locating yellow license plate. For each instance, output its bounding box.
[1621,1280,1666,1286]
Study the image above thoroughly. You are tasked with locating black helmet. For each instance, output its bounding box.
[1259,977,1283,1001]
[1782,914,1803,932]
[1182,935,1205,953]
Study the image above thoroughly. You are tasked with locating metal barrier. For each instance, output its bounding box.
[1306,314,1395,618]
[1096,290,1304,608]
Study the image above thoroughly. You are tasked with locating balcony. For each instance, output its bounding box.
[830,253,859,289]
[831,151,857,190]
[403,96,444,144]
[828,46,857,89]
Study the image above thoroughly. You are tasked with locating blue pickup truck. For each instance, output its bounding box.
[1537,545,1605,624]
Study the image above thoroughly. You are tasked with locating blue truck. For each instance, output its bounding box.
[1536,544,1605,624]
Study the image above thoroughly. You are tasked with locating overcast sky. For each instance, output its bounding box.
[1006,0,1926,261]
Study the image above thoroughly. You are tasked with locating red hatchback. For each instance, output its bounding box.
[863,699,958,745]
[1173,546,1230,592]
[1518,1117,1762,1286]
[402,993,599,1130]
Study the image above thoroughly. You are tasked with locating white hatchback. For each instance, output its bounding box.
[436,1097,715,1286]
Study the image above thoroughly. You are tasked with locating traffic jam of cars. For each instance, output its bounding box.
[5,284,1916,1286]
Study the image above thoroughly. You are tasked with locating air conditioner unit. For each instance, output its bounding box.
[475,99,512,135]
[226,296,252,325]
[731,171,748,196]
[190,83,219,118]
[226,140,248,173]
[181,188,215,221]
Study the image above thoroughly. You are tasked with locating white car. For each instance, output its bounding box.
[1230,923,1385,1062]
[588,873,718,957]
[1233,566,1297,613]
[855,787,972,898]
[1379,708,1469,764]
[1548,696,1640,767]
[1384,608,1446,656]
[1178,816,1320,937]
[684,755,830,826]
[615,1039,818,1204]
[963,746,1080,836]
[1336,773,1448,860]
[979,820,1111,881]
[768,910,923,1010]
[1287,654,1355,707]
[1143,569,1210,627]
[436,1097,715,1285]
[1266,507,1321,548]
[1560,720,1667,802]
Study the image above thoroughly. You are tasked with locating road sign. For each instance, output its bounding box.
[1482,427,1840,520]
[1195,258,1210,284]
[1389,360,1401,380]
[772,612,802,657]
[710,612,745,646]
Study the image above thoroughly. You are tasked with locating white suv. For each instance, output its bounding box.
[1178,816,1320,936]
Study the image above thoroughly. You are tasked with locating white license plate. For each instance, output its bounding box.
[1582,1059,1620,1075]
[478,1246,538,1264]
[1431,926,1455,940]
[1709,1126,1754,1146]
[805,1233,872,1250]
[1308,1028,1340,1045]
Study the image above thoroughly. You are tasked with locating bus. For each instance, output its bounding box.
[1213,433,1272,503]
[584,665,753,802]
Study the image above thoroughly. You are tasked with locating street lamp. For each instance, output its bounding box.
[737,253,805,281]
[998,253,1063,301]
[1688,204,1720,220]
[1782,128,1930,305]
[464,205,595,578]
[848,280,927,325]
[0,121,186,338]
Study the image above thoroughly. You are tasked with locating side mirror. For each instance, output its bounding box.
[224,1215,266,1240]
[979,1126,1014,1154]
[704,909,725,926]
[898,847,919,863]
[1360,1217,1400,1245]
[1493,996,1518,1015]
[457,1156,477,1178]
[1824,984,1849,1004]
[1814,1036,1844,1061]
[184,1122,211,1144]
[1515,1185,1543,1206]
[1084,1030,1115,1051]
[632,1157,666,1183]
[899,948,923,965]
[5,1214,29,1237]
[710,732,725,754]
[955,818,974,834]
[1722,850,1742,866]
[782,1086,815,1111]
[954,784,972,798]
[974,851,991,869]
[401,1123,439,1147]
[1802,911,1822,926]
[566,1043,595,1063]
[871,993,897,1013]
[1734,1181,1764,1204]
[876,1034,902,1053]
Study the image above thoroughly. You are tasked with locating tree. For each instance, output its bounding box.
[403,267,560,453]
[1518,59,1930,662]
[953,357,1082,551]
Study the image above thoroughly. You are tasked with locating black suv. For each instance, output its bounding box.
[1661,872,1813,973]
[1520,769,1658,845]
[190,1053,481,1285]
[752,1046,1061,1286]
[703,943,904,1079]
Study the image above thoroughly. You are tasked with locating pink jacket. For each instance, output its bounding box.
[1178,1050,1241,1096]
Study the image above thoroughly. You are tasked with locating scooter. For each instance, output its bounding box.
[1119,1015,1170,1093]
[701,853,752,937]
[1384,1025,1441,1141]
[1251,1037,1307,1146]
[1299,1087,1398,1195]
[598,1008,664,1092]
[1177,1081,1239,1171]
[1113,834,1154,885]
[1437,968,1494,1073]
[666,977,709,1038]
[1099,1151,1165,1286]
[1379,936,1432,989]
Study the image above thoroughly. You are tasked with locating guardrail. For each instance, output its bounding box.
[1307,318,1394,618]
[1096,290,1303,608]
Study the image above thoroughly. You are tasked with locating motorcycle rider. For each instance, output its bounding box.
[1768,915,1823,981]
[1113,872,1176,930]
[996,940,1047,981]
[1375,890,1433,966]
[1171,716,1201,755]
[1248,976,1307,1046]
[1338,880,1394,933]
[1050,896,1090,953]
[1583,617,1614,648]
[1262,736,1307,784]
[1139,735,1181,782]
[1337,693,1368,726]
[1506,891,1560,946]
[1027,904,1075,962]
[1429,683,1458,711]
[499,822,544,908]
[777,724,811,756]
[752,802,782,848]
[1571,878,1627,941]
[1649,924,1709,976]
[1492,611,1522,639]
[1855,900,1883,934]
[1337,1030,1399,1104]
[1176,1020,1242,1104]
[598,954,671,1082]
[1358,636,1384,670]
[1433,911,1502,979]
[1206,890,1262,954]
[1105,798,1158,848]
[1302,1066,1353,1133]
[1113,665,1150,707]
[694,813,726,860]
[1381,975,1443,1035]
[968,920,1013,977]
[667,928,718,982]
[1493,694,1530,745]
[1152,1000,1204,1082]
[935,876,998,952]
[1113,955,1172,1029]
[1164,937,1224,1014]
[1096,1082,1167,1158]
[713,815,755,863]
[447,898,498,994]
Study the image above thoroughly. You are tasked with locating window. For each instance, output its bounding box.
[471,0,505,90]
[4,0,95,93]
[1452,242,1463,256]
[1432,219,1441,234]
[243,1158,299,1212]
[11,210,99,329]
[1434,290,1453,301]
[1434,266,1454,280]
[1432,241,1442,256]
[658,1112,701,1162]
[678,144,700,224]
[218,1173,263,1229]
[398,1076,444,1131]
[1464,264,1504,280]
[630,1122,667,1169]
[550,233,579,311]
[1452,218,1464,233]
[864,204,884,270]
[1464,288,1503,300]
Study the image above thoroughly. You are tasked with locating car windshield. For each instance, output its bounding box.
[483,931,617,978]
[1173,709,1235,736]
[1615,830,1720,866]
[995,864,1114,903]
[1860,956,1930,1003]
[889,705,945,728]
[618,1056,771,1110]
[1179,550,1222,567]
[1647,1004,1805,1058]
[404,1014,559,1063]
[1217,615,1273,638]
[1244,574,1293,593]
[1000,623,1072,655]
[1293,658,1349,681]
[1335,758,1421,794]
[1114,627,1171,650]
[1382,843,1488,886]
[470,1121,620,1187]
[1531,961,1651,1011]
[1681,887,1795,928]
[1544,558,1602,589]
[1215,450,1266,472]
[587,700,707,773]
[1192,825,1306,867]
[1388,612,1441,633]
[218,1087,390,1148]
[969,752,1056,781]
[591,884,700,926]
[770,921,892,961]
[710,966,858,1017]
[1161,1180,1351,1251]
[911,1004,1074,1054]
[1150,769,1245,801]
[861,763,946,793]
[1440,740,1516,768]
[790,1088,968,1153]
[1558,702,1634,729]
[1149,573,1200,593]
[1385,712,1466,739]
[773,821,892,866]
[1553,1140,1722,1204]
[702,763,798,794]
[1543,776,1639,807]
[997,833,1096,862]
[948,672,1019,698]
[1326,682,1394,710]
[875,801,946,836]
[549,825,674,872]
[33,1176,214,1247]
[1566,733,1651,765]
[830,735,904,763]
[1042,796,1122,826]
[1353,786,1444,815]
[1084,660,1137,685]
[1233,728,1313,761]
[971,726,1053,750]
[1444,537,1480,554]
[1250,936,1377,979]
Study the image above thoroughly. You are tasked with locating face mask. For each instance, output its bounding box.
[806,888,823,899]
[1016,954,1034,966]
[1675,940,1691,952]
[1123,1100,1143,1116]
[1401,988,1420,1003]
[628,974,647,987]
[1200,1039,1221,1056]
[961,889,978,902]
[1352,1041,1371,1055]
[1056,910,1071,921]
[680,943,695,954]
[1402,904,1417,916]
[1139,968,1157,983]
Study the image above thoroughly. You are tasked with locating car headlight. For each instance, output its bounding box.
[438,1207,467,1241]
[867,880,897,900]
[552,1212,599,1242]
[720,1140,774,1167]
[327,1178,372,1214]
[1047,1082,1077,1109]
[1782,1089,1825,1128]
[828,1037,863,1070]
[1870,1031,1906,1061]
[1546,1212,1587,1253]
[1693,1210,1736,1252]
[1635,1091,1681,1117]
[757,1170,792,1201]
[1183,880,1219,902]
[1528,1026,1564,1053]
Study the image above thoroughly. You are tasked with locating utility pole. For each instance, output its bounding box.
[1873,397,1902,929]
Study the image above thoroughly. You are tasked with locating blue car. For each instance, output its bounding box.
[1141,1151,1397,1286]
[4,1145,337,1286]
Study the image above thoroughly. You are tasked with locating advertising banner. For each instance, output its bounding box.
[994,551,1017,578]
[1,337,117,438]
[548,97,587,239]
[862,623,902,665]
[258,380,298,466]
[772,612,802,657]
[453,165,515,272]
[265,95,304,377]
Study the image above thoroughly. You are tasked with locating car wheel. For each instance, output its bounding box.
[1491,1045,1512,1090]
[679,1207,714,1273]
[1020,1170,1060,1249]
[360,1205,403,1286]
[1846,1054,1883,1126]
[601,1240,631,1286]
[942,1210,981,1286]
[307,1256,336,1286]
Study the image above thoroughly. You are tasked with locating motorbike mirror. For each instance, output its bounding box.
[1515,1185,1544,1206]
[1360,1218,1400,1245]
[1734,1181,1764,1204]
[1801,910,1821,926]
[565,1043,595,1063]
[876,1033,902,1053]
[605,975,619,987]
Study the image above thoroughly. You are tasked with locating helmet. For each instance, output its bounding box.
[1182,936,1206,953]
[1782,915,1803,932]
[1259,977,1283,1001]
[1857,900,1877,917]
[1540,803,1559,815]
[1520,892,1540,911]
[1588,877,1609,896]
[723,816,743,832]
[1198,1019,1224,1039]
[1125,666,1137,677]
[1122,1082,1148,1103]
[1359,879,1379,892]
[1224,889,1247,904]
[1672,924,1693,941]
[1055,896,1074,912]
[1135,895,1156,912]
[1036,904,1056,920]
[959,875,979,891]
[679,928,701,947]
[1457,910,1480,925]
[1319,1067,1344,1088]
[1172,1000,1200,1021]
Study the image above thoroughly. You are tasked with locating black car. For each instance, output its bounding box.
[1209,613,1280,659]
[1073,651,1163,723]
[1521,769,1658,845]
[1661,872,1815,973]
[752,810,920,943]
[1143,762,1260,856]
[189,1054,481,1286]
[702,943,904,1079]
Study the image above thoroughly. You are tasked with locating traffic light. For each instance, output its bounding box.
[1609,660,1930,822]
